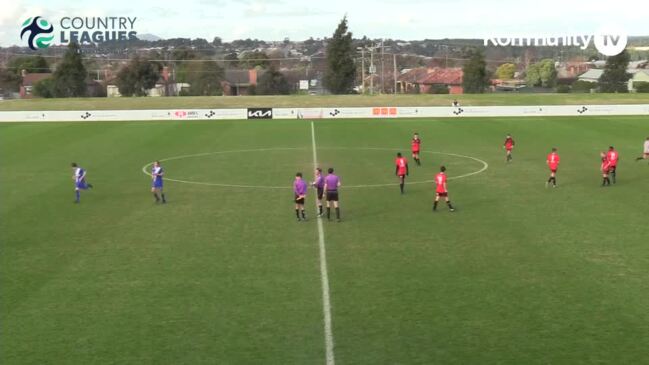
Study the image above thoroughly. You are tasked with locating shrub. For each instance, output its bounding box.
[572,80,597,93]
[634,82,649,93]
[32,78,55,98]
[429,84,450,94]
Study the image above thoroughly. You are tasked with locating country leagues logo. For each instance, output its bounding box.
[20,16,54,50]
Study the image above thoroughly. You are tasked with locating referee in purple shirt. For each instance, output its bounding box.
[294,172,308,221]
[312,168,325,217]
[324,168,341,222]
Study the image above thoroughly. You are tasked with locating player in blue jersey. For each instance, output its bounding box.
[71,162,93,203]
[151,161,166,203]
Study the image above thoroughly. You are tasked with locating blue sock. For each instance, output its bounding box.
[75,190,80,202]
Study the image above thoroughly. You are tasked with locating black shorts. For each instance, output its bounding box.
[317,188,324,200]
[294,195,305,204]
[436,192,448,197]
[326,191,339,202]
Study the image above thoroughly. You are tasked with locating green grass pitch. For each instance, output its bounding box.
[2,115,649,364]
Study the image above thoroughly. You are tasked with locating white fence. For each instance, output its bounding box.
[0,104,648,122]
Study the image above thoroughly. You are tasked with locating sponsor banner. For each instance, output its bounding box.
[296,108,323,119]
[168,108,247,120]
[397,107,420,117]
[0,105,647,122]
[371,107,398,117]
[247,108,273,119]
[272,108,301,119]
[327,107,376,118]
[210,109,248,119]
[0,108,248,122]
[172,110,201,119]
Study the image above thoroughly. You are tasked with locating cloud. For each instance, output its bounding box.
[244,2,267,16]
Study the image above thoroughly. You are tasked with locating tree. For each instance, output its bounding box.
[116,57,161,96]
[495,63,516,80]
[462,49,489,93]
[51,43,87,97]
[172,48,198,83]
[32,77,55,98]
[0,55,50,91]
[599,50,631,93]
[8,55,49,72]
[240,51,270,69]
[0,69,20,93]
[255,67,290,95]
[324,16,356,94]
[525,63,541,87]
[525,59,556,88]
[223,52,239,68]
[184,61,224,96]
[537,59,557,88]
[172,47,197,61]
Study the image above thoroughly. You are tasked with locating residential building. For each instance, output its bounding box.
[221,69,263,96]
[397,67,463,94]
[19,71,52,98]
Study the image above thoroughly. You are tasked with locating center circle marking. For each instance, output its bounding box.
[141,147,489,189]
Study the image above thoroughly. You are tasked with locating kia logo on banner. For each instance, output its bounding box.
[247,108,273,119]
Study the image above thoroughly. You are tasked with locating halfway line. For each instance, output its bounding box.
[311,121,335,365]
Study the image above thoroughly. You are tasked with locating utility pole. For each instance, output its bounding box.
[393,53,397,94]
[445,47,448,68]
[369,45,374,95]
[440,45,449,68]
[361,48,365,94]
[380,39,385,93]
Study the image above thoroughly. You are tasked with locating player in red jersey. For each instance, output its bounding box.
[411,133,421,166]
[395,152,409,194]
[546,147,560,188]
[503,134,515,163]
[600,152,611,186]
[605,146,619,183]
[433,166,454,212]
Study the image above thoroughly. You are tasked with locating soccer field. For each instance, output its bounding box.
[2,115,649,364]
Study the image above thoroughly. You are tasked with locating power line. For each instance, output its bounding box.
[0,51,325,63]
[3,50,506,63]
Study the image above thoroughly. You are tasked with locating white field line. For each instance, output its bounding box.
[311,121,335,365]
[140,148,488,189]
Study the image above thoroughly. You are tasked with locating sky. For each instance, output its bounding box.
[1,0,647,46]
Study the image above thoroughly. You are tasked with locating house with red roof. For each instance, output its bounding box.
[397,67,463,94]
[19,70,52,98]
